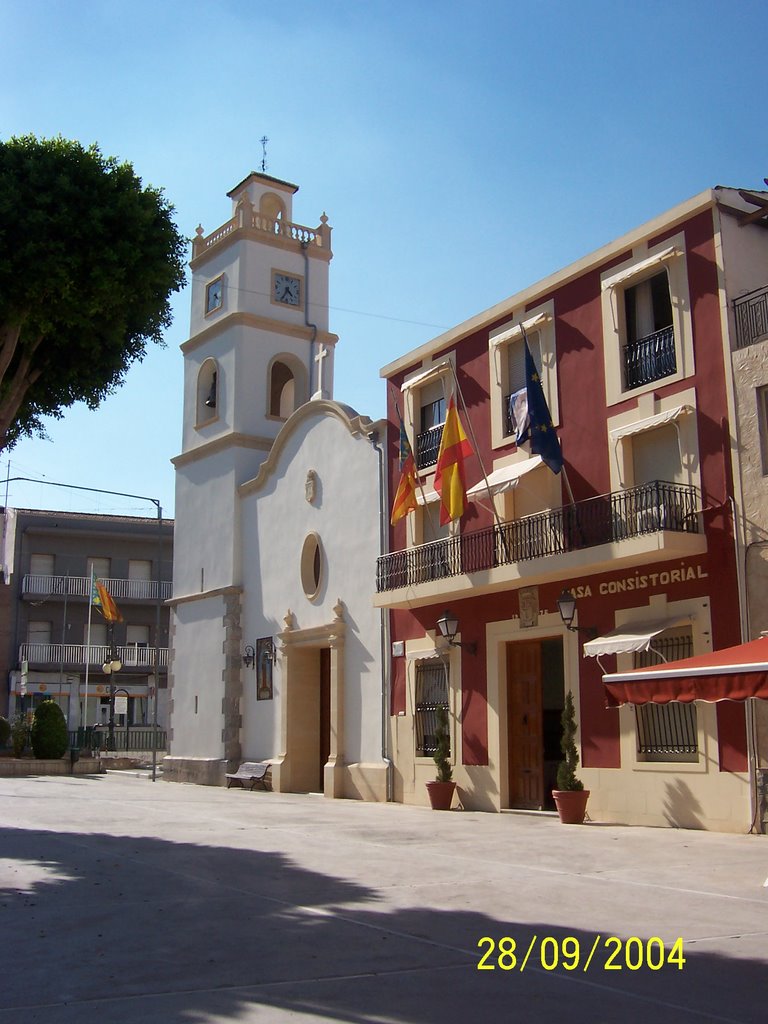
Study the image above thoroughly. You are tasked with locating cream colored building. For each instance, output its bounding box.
[720,187,768,821]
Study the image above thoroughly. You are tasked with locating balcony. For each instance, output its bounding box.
[191,208,330,262]
[416,425,444,469]
[22,575,172,602]
[623,325,676,389]
[375,480,704,608]
[733,284,768,350]
[19,643,169,670]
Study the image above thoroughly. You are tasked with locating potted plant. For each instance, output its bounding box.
[552,691,590,824]
[425,706,457,810]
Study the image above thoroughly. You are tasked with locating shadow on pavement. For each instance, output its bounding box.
[0,824,764,1023]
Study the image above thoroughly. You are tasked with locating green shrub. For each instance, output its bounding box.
[11,715,28,757]
[556,690,584,792]
[0,716,10,747]
[30,700,68,759]
[433,705,453,783]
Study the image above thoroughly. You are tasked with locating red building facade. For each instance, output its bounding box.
[376,189,755,831]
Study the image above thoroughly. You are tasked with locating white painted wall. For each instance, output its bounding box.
[239,403,384,768]
[169,595,227,758]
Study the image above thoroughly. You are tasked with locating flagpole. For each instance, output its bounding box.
[561,465,577,505]
[390,388,439,538]
[83,565,95,732]
[518,324,571,504]
[447,363,512,558]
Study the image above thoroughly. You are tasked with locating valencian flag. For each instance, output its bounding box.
[511,339,563,474]
[390,409,418,525]
[434,394,473,525]
[92,577,123,623]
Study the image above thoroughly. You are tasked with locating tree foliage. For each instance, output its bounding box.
[0,134,187,450]
[30,699,69,759]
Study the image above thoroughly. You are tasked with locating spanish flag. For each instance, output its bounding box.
[390,412,418,525]
[93,578,123,623]
[434,395,473,525]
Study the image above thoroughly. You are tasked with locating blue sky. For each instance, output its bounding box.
[1,0,766,517]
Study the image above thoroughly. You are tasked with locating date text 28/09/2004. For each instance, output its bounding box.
[477,936,685,973]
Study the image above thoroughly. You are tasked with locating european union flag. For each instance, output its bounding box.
[516,339,563,475]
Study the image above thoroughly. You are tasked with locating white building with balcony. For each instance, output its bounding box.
[1,507,173,735]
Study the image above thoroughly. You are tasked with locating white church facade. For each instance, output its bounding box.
[164,172,389,800]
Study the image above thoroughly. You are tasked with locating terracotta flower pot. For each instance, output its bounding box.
[426,780,456,810]
[552,789,590,824]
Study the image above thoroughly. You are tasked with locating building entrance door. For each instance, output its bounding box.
[507,641,543,809]
[506,638,565,810]
[319,647,331,791]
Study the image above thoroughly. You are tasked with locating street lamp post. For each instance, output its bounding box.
[102,626,123,752]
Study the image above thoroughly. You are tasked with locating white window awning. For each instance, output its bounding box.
[405,649,445,662]
[609,405,693,443]
[466,456,544,498]
[601,246,680,291]
[583,617,689,659]
[416,486,439,506]
[402,359,452,390]
[490,312,550,349]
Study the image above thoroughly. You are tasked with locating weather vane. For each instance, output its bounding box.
[260,136,269,174]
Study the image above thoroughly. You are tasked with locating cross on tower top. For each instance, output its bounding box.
[313,343,330,400]
[260,136,269,174]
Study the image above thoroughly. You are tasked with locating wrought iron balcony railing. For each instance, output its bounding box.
[22,575,172,601]
[623,325,676,390]
[416,424,444,469]
[377,480,698,593]
[19,643,169,669]
[733,284,768,350]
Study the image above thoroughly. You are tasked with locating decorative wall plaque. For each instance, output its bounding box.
[305,470,318,504]
[519,587,539,628]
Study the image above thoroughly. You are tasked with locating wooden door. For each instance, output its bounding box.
[319,648,331,791]
[507,641,544,809]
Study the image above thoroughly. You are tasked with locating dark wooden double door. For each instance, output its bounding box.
[506,639,564,810]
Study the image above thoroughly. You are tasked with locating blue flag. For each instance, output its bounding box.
[514,339,563,475]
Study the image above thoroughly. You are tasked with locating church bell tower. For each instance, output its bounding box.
[173,172,337,600]
[169,174,337,774]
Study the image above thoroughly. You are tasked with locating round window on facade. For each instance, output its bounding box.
[300,533,323,600]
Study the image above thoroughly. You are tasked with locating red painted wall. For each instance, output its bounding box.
[384,205,746,776]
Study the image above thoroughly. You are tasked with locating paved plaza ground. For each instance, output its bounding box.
[1,772,766,1023]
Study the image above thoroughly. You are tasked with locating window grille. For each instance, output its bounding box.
[733,285,768,350]
[634,631,697,760]
[415,659,449,757]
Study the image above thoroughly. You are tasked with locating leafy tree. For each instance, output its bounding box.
[0,135,187,450]
[30,699,68,759]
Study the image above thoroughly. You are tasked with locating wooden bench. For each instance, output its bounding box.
[225,761,272,791]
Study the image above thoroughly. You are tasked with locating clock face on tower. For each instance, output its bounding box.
[205,277,223,314]
[273,272,301,307]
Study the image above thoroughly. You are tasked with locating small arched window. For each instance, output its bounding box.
[197,359,219,426]
[270,361,295,419]
[260,192,285,224]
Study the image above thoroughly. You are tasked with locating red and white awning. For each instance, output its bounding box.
[602,635,768,707]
